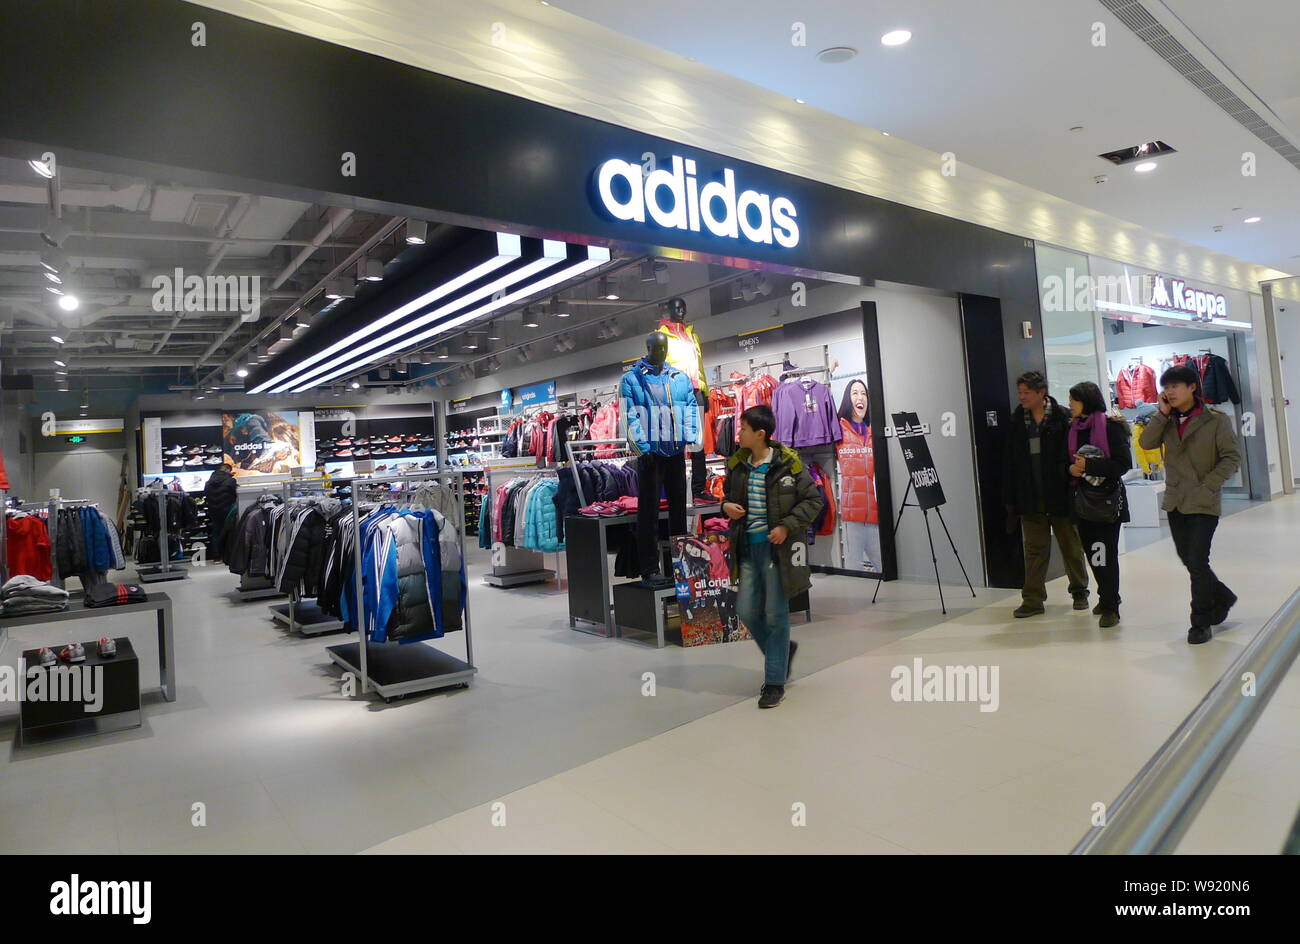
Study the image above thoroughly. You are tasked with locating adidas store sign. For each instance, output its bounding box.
[594,156,800,249]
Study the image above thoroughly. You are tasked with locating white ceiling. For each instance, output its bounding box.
[555,0,1300,274]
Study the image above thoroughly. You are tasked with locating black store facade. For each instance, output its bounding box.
[0,0,1048,590]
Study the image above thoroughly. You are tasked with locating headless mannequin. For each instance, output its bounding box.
[635,331,686,585]
[659,298,710,498]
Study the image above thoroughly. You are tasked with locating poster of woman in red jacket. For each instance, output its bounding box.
[834,378,882,572]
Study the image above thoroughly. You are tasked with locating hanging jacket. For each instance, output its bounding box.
[5,515,51,580]
[656,319,708,394]
[278,504,331,595]
[370,511,443,643]
[554,467,582,540]
[1193,353,1241,405]
[810,461,837,536]
[589,400,620,457]
[619,357,700,456]
[523,478,564,552]
[836,419,878,524]
[478,492,492,549]
[1131,420,1164,474]
[1115,363,1157,409]
[772,378,843,448]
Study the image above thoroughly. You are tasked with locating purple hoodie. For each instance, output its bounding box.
[773,379,842,448]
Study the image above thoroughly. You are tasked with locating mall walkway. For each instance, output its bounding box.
[367,496,1300,854]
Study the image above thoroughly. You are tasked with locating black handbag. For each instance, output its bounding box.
[1073,478,1124,523]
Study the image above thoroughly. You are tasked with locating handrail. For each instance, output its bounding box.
[1073,586,1300,854]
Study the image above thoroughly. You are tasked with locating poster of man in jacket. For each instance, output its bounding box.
[222,411,302,477]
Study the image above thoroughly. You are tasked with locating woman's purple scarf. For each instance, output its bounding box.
[1069,411,1110,458]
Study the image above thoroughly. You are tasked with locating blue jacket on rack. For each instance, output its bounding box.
[523,478,564,553]
[619,357,700,456]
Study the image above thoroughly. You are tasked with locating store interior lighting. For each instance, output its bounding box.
[40,249,68,273]
[358,257,384,282]
[253,232,541,393]
[41,214,72,248]
[50,334,64,344]
[404,220,428,245]
[350,380,361,389]
[486,321,503,340]
[521,307,540,328]
[57,294,79,311]
[29,156,55,179]
[323,278,355,300]
[287,243,610,392]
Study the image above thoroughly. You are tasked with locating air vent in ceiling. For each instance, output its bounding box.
[1099,140,1177,165]
[1098,0,1300,172]
[184,194,234,231]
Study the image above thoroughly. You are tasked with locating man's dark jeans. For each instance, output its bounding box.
[1167,510,1234,629]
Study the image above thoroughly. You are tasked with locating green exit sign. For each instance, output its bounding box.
[65,435,87,444]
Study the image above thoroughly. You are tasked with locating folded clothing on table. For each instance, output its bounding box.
[0,574,70,615]
[84,583,148,608]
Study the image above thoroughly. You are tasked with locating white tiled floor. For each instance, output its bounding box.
[366,495,1300,855]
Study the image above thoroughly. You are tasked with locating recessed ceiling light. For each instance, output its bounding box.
[881,29,912,46]
[236,368,249,377]
[46,285,62,295]
[29,157,55,179]
[350,380,361,389]
[58,294,80,311]
[43,271,62,284]
[881,131,891,136]
[794,98,806,105]
[816,46,858,64]
[1244,216,1261,223]
[358,257,384,282]
[51,335,65,344]
[1134,161,1158,173]
[53,359,65,367]
[404,220,428,245]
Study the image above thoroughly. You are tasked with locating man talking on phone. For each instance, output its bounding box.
[1139,364,1241,644]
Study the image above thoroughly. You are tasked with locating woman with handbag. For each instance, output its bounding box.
[1067,381,1132,628]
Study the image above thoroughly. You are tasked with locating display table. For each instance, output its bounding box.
[566,511,670,637]
[0,592,176,703]
[18,637,141,744]
[1125,481,1166,528]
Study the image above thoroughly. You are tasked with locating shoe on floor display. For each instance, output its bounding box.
[98,637,117,658]
[1013,605,1044,618]
[164,458,184,469]
[420,461,437,469]
[758,684,785,709]
[163,445,182,455]
[36,646,56,668]
[59,642,86,663]
[1188,626,1213,645]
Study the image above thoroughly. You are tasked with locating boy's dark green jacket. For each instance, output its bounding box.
[723,442,825,599]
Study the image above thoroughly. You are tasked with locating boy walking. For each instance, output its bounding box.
[1139,364,1241,644]
[722,406,825,708]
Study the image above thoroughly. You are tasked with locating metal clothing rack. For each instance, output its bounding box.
[135,484,188,584]
[268,476,345,636]
[326,469,476,701]
[565,438,637,509]
[40,495,103,589]
[480,461,558,588]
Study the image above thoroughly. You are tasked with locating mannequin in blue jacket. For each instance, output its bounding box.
[620,333,700,585]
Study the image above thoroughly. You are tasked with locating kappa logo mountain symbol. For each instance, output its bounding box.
[49,874,151,924]
[594,156,800,248]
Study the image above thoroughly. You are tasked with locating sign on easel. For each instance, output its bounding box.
[891,412,945,510]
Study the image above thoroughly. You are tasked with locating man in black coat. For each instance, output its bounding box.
[203,462,239,562]
[1002,371,1089,617]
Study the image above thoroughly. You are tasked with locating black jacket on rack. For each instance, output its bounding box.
[1197,353,1241,405]
[278,506,330,595]
[227,499,279,577]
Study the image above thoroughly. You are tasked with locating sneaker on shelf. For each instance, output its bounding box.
[59,642,86,663]
[163,445,183,455]
[404,435,418,442]
[36,646,56,668]
[184,457,204,466]
[185,446,204,455]
[386,446,402,454]
[420,461,437,469]
[164,458,184,469]
[334,438,352,447]
[403,444,419,452]
[353,448,370,457]
[386,435,402,443]
[98,637,117,658]
[336,449,353,457]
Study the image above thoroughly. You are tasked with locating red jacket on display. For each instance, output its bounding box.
[836,419,878,524]
[5,514,52,581]
[1115,363,1157,408]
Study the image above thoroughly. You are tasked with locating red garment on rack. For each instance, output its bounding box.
[0,444,9,490]
[702,388,737,455]
[1115,363,1156,408]
[6,515,52,580]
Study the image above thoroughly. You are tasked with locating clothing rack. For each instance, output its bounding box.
[480,462,558,587]
[231,483,287,600]
[564,439,638,509]
[40,495,101,589]
[135,484,188,584]
[267,477,345,636]
[327,469,476,701]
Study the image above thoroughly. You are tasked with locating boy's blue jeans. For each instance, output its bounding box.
[737,539,790,686]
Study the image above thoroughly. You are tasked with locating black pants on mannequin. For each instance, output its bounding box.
[637,452,687,578]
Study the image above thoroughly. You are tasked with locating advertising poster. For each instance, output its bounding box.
[223,411,301,477]
[827,338,883,574]
[670,533,751,647]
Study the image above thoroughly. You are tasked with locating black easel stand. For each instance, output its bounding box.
[871,480,976,615]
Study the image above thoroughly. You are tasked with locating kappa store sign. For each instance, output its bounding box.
[593,155,800,249]
[1145,274,1227,322]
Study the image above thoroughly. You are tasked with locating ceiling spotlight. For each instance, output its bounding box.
[378,366,391,380]
[522,307,540,328]
[53,359,65,367]
[236,368,249,378]
[43,270,62,284]
[29,157,55,179]
[597,276,619,300]
[1244,216,1261,224]
[881,131,891,136]
[324,279,355,300]
[881,29,912,46]
[57,294,80,311]
[487,355,501,371]
[404,220,428,246]
[436,346,449,359]
[486,321,503,340]
[550,295,570,318]
[358,257,384,282]
[46,285,62,295]
[1133,161,1158,173]
[794,98,806,105]
[755,274,773,297]
[51,335,64,344]
[350,380,361,389]
[516,346,530,363]
[463,335,480,350]
[639,260,656,282]
[41,215,72,248]
[79,395,89,409]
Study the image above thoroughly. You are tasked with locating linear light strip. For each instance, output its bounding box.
[248,232,524,394]
[271,251,566,392]
[294,247,610,392]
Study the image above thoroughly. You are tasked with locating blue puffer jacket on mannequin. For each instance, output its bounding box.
[524,478,564,552]
[618,357,700,456]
